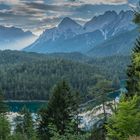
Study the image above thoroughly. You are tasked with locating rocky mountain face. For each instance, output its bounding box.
[84,10,134,39]
[24,10,136,56]
[0,26,37,50]
[88,28,138,57]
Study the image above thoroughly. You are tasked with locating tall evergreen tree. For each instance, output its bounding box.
[0,91,8,114]
[126,5,140,96]
[0,90,10,140]
[90,80,115,140]
[38,80,80,140]
[14,107,36,140]
[37,106,51,140]
[92,80,114,121]
[0,115,10,140]
[72,91,81,135]
[126,39,140,96]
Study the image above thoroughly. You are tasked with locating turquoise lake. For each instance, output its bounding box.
[6,101,47,113]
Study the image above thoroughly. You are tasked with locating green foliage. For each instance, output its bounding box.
[0,91,8,114]
[91,80,115,120]
[50,132,90,140]
[85,80,116,140]
[8,132,38,140]
[48,121,90,140]
[106,96,140,140]
[127,37,140,96]
[0,116,10,140]
[8,133,27,140]
[14,107,37,140]
[133,5,140,25]
[133,11,140,25]
[90,126,106,140]
[0,92,10,140]
[127,7,140,96]
[38,81,82,140]
[0,50,129,101]
[0,50,103,101]
[47,81,73,133]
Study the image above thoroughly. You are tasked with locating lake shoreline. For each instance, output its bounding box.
[4,100,47,103]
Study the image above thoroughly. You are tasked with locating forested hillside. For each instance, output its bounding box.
[0,50,129,100]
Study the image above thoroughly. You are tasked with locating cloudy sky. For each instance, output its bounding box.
[0,0,138,35]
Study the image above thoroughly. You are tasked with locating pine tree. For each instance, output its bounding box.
[22,107,36,139]
[126,37,140,96]
[37,106,50,140]
[133,7,140,25]
[92,80,114,121]
[38,80,80,139]
[0,115,10,140]
[126,5,140,97]
[0,90,10,140]
[0,91,8,114]
[14,107,36,140]
[89,80,115,140]
[72,91,81,135]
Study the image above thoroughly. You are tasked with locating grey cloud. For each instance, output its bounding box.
[0,3,11,10]
[0,0,132,35]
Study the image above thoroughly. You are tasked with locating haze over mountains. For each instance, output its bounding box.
[23,10,137,57]
[0,26,37,50]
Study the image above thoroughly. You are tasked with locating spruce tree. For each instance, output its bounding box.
[72,91,81,134]
[0,91,8,114]
[92,80,114,121]
[126,6,140,96]
[126,37,140,96]
[0,90,10,140]
[37,106,50,140]
[89,80,115,140]
[14,107,36,139]
[0,115,10,140]
[38,80,80,139]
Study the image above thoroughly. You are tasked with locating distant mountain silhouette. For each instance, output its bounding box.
[0,26,37,50]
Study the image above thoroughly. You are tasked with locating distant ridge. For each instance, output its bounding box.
[0,25,37,50]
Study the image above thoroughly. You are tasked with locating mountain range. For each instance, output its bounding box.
[23,10,137,57]
[0,26,37,50]
[0,10,137,57]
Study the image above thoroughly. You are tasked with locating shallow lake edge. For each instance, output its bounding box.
[4,100,47,103]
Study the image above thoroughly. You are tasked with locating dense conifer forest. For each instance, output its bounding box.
[0,50,129,100]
